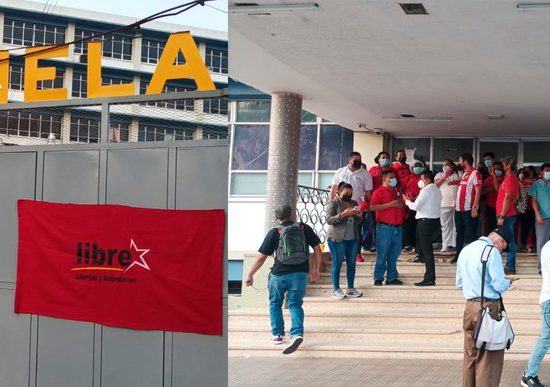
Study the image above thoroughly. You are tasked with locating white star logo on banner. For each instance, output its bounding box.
[125,239,151,272]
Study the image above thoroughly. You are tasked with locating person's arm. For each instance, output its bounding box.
[471,180,482,218]
[365,190,372,202]
[455,259,462,289]
[530,185,544,224]
[370,200,401,211]
[435,173,446,187]
[364,173,373,202]
[405,187,427,211]
[497,187,516,226]
[487,249,513,293]
[310,244,322,282]
[329,184,338,201]
[326,200,355,225]
[492,175,500,193]
[245,253,268,287]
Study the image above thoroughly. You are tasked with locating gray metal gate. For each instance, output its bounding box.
[0,90,228,387]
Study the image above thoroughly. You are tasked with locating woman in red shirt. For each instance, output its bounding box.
[369,152,396,191]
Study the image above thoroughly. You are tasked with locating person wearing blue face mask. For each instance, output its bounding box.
[370,170,406,286]
[529,163,550,272]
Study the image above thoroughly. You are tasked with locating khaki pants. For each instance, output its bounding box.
[463,300,505,387]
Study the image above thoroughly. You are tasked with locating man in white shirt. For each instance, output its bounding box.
[522,239,550,387]
[329,151,373,203]
[404,170,442,286]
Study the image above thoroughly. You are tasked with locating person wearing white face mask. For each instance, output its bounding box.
[404,170,442,286]
[435,159,462,253]
[529,163,550,272]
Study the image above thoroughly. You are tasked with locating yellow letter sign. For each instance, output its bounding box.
[0,51,8,104]
[146,32,215,94]
[87,42,135,98]
[24,46,68,102]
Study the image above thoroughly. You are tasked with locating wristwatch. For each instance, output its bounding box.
[497,215,505,220]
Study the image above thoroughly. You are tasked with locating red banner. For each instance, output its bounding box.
[14,200,225,335]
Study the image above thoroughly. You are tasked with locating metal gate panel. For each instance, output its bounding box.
[0,289,31,387]
[0,152,37,282]
[106,148,169,209]
[42,150,101,204]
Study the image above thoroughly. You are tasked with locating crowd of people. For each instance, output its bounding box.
[326,150,550,297]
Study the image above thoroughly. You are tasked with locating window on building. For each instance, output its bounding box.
[37,68,65,90]
[318,125,354,170]
[230,173,267,195]
[391,138,431,166]
[479,141,518,163]
[205,45,228,74]
[203,98,228,115]
[522,142,550,166]
[3,17,65,46]
[139,77,195,111]
[9,63,24,90]
[433,138,473,164]
[202,126,228,140]
[0,111,62,139]
[235,100,271,122]
[231,124,269,170]
[74,28,133,60]
[299,125,317,170]
[138,121,195,142]
[140,38,185,64]
[109,118,131,143]
[72,71,132,98]
[70,115,100,143]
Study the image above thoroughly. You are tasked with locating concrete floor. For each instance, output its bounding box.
[229,357,550,387]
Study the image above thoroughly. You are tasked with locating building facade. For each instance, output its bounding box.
[0,0,228,145]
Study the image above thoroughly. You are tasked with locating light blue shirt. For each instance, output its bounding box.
[456,237,511,300]
[529,179,550,219]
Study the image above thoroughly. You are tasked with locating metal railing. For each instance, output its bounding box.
[296,185,330,243]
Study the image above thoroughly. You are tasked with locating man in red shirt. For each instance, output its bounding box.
[370,170,406,285]
[496,156,520,274]
[452,153,482,264]
[482,161,505,235]
[392,149,412,189]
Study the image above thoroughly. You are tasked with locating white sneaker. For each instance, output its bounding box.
[332,289,346,299]
[346,288,363,298]
[282,335,303,355]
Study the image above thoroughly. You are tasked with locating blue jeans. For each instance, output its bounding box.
[268,271,307,338]
[503,215,517,270]
[327,239,359,290]
[526,300,550,377]
[455,210,478,259]
[373,223,402,282]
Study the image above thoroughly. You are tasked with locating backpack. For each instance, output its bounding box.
[275,223,309,265]
[515,184,528,214]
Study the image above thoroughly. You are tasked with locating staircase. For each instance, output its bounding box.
[229,251,543,360]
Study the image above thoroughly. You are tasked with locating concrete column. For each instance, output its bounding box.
[264,92,303,231]
[239,92,303,309]
[129,119,139,142]
[61,111,71,143]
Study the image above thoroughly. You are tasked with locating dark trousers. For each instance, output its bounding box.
[361,211,373,250]
[417,218,441,282]
[455,210,478,259]
[486,206,497,235]
[520,210,536,249]
[402,209,417,248]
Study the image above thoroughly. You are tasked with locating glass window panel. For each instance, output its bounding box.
[299,125,317,170]
[301,110,317,123]
[298,172,313,187]
[391,138,431,165]
[433,138,473,163]
[231,124,269,170]
[318,125,354,170]
[236,100,271,122]
[318,173,335,190]
[524,142,550,164]
[230,173,267,195]
[479,141,518,163]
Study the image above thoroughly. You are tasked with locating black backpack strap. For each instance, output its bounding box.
[480,244,494,309]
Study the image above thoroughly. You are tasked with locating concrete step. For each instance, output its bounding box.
[300,296,541,315]
[317,273,543,287]
[229,310,542,331]
[305,284,540,298]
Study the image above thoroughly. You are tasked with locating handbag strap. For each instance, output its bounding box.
[479,244,494,309]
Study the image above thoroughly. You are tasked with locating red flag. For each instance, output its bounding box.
[14,200,225,335]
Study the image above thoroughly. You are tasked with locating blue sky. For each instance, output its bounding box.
[33,0,228,31]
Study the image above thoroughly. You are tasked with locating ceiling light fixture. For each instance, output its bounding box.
[229,2,320,14]
[487,114,505,120]
[517,3,550,11]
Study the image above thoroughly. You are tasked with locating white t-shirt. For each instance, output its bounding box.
[435,171,462,208]
[540,240,550,304]
[332,166,373,202]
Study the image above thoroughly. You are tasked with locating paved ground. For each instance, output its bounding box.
[229,357,550,386]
